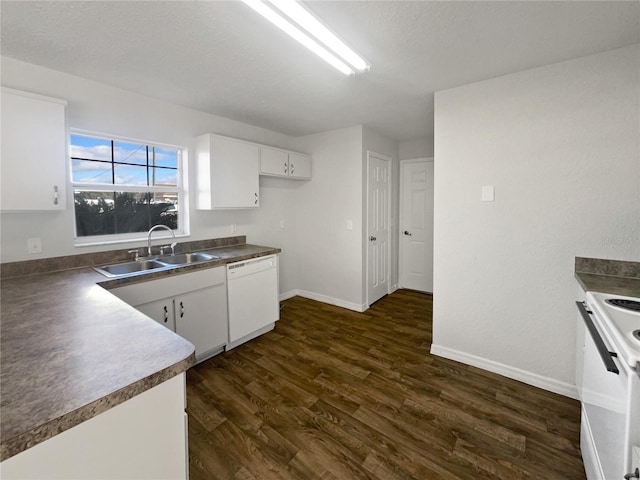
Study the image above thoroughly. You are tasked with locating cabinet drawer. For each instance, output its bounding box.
[110,267,225,306]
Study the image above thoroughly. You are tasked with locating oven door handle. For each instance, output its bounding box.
[576,301,619,375]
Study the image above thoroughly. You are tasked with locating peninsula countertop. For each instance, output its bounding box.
[0,240,280,461]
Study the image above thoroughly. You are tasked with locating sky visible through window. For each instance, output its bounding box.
[70,134,178,187]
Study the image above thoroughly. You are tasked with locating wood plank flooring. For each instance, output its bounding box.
[186,290,585,479]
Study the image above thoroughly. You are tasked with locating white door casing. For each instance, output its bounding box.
[399,159,434,292]
[366,151,391,307]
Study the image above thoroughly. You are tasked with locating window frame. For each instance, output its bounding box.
[70,129,189,246]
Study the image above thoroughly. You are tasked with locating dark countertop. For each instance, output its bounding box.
[575,272,640,297]
[0,242,280,461]
[575,256,640,297]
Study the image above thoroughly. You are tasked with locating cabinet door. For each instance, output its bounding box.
[136,299,176,332]
[1,88,67,211]
[260,146,288,177]
[288,152,312,179]
[211,135,260,209]
[175,283,228,361]
[0,374,188,480]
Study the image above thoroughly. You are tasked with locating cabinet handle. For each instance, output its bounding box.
[163,305,169,323]
[53,185,59,206]
[291,163,295,175]
[254,192,258,205]
[179,301,184,318]
[284,162,288,174]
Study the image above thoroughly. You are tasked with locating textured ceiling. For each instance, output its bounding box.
[1,1,639,141]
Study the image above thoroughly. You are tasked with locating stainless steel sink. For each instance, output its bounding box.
[95,259,167,277]
[156,252,218,265]
[94,251,220,278]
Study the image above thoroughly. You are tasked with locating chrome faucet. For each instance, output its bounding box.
[147,224,176,257]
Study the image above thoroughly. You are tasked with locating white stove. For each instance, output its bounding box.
[586,291,640,368]
[578,291,640,480]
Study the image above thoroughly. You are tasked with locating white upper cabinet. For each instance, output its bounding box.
[287,152,312,179]
[195,134,260,209]
[260,146,288,177]
[1,88,67,211]
[260,146,311,180]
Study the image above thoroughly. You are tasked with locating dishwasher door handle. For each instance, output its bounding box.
[576,301,619,375]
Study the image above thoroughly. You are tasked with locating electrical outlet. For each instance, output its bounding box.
[347,220,353,231]
[280,220,285,229]
[231,224,237,234]
[27,237,42,254]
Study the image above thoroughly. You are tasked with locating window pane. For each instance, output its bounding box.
[114,164,148,186]
[70,135,112,161]
[72,159,113,184]
[74,190,178,237]
[74,191,116,236]
[113,141,147,166]
[153,147,178,169]
[150,167,177,187]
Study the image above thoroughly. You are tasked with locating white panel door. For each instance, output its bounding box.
[367,152,391,306]
[399,159,434,292]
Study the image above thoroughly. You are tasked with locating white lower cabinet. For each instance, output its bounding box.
[110,267,228,362]
[136,298,176,331]
[175,284,227,360]
[0,373,188,480]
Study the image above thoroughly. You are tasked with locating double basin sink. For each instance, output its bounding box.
[95,252,219,278]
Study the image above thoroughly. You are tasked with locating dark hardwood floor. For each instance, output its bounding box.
[186,290,585,480]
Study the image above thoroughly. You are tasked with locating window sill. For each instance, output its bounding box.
[74,232,190,248]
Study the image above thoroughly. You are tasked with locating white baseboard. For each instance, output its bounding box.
[279,290,298,302]
[279,289,365,312]
[430,344,579,399]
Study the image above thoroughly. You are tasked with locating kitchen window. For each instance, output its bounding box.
[70,132,187,244]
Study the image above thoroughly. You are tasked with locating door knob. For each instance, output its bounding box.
[404,230,412,236]
[369,236,377,241]
[624,468,640,480]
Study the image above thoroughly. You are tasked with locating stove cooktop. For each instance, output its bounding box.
[606,298,640,313]
[587,291,640,368]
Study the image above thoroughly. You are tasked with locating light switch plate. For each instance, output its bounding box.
[347,220,353,230]
[482,185,495,202]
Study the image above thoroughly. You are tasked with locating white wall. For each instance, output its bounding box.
[0,56,302,294]
[432,44,640,397]
[399,137,434,160]
[291,126,365,310]
[0,58,401,309]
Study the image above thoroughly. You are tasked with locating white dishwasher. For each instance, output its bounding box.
[226,254,279,350]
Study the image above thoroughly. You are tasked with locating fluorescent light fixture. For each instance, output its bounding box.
[242,0,369,76]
